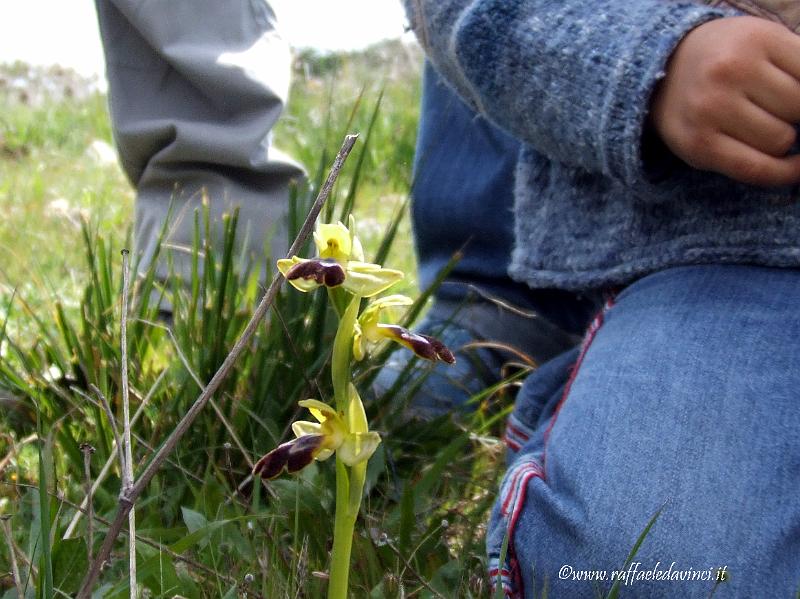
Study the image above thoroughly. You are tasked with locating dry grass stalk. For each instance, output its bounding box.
[79,443,96,562]
[119,248,138,598]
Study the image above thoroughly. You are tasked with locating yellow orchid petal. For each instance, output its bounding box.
[346,383,368,434]
[316,448,335,461]
[277,257,301,276]
[347,214,365,262]
[367,294,414,311]
[337,432,381,467]
[352,322,366,362]
[343,262,404,297]
[292,420,322,438]
[357,294,414,348]
[298,399,338,423]
[315,221,352,263]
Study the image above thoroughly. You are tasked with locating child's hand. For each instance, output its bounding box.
[650,16,800,186]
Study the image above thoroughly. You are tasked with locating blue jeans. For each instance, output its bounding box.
[487,265,800,598]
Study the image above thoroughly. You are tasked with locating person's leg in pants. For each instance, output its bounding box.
[488,265,800,598]
[94,0,304,299]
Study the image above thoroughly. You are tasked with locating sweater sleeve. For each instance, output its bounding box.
[404,0,735,188]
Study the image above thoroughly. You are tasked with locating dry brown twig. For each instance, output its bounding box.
[72,384,205,485]
[384,537,447,599]
[75,133,359,598]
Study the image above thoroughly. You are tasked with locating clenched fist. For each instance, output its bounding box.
[650,16,800,186]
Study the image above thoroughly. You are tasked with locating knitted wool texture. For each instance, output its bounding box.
[405,0,800,290]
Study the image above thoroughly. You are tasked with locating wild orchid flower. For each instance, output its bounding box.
[258,216,455,599]
[353,294,456,364]
[253,386,380,480]
[277,216,403,297]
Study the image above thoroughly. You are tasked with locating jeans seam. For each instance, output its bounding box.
[541,296,616,472]
[503,415,534,452]
[490,296,616,598]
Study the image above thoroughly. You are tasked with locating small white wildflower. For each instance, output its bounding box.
[42,364,63,383]
[86,139,118,166]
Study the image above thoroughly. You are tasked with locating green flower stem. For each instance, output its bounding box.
[330,460,355,599]
[328,294,363,599]
[349,462,367,512]
[331,294,360,412]
[329,459,368,599]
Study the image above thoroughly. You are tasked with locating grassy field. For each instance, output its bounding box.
[0,44,516,598]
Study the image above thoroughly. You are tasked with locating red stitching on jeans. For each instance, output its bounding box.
[488,568,512,576]
[541,297,615,472]
[503,435,521,451]
[500,462,529,515]
[506,420,530,442]
[508,468,544,597]
[503,296,616,598]
[488,564,515,597]
[503,422,529,450]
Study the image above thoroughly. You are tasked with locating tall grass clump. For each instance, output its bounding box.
[0,49,521,598]
[0,156,512,599]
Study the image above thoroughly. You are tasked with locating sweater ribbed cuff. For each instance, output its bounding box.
[602,3,734,199]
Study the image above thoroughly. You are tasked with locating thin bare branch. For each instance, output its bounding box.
[74,386,205,483]
[385,538,447,599]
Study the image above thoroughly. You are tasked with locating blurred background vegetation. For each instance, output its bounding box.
[0,42,515,598]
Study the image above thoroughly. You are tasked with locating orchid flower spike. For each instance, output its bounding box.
[353,294,456,364]
[253,384,381,480]
[277,216,403,297]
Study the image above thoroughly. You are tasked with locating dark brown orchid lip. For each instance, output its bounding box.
[253,434,324,480]
[381,325,456,364]
[418,333,456,364]
[285,259,346,288]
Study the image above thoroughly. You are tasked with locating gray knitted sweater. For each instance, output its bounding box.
[404,0,800,290]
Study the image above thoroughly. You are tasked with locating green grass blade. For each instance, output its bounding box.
[36,415,54,598]
[605,504,665,599]
[339,87,385,222]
